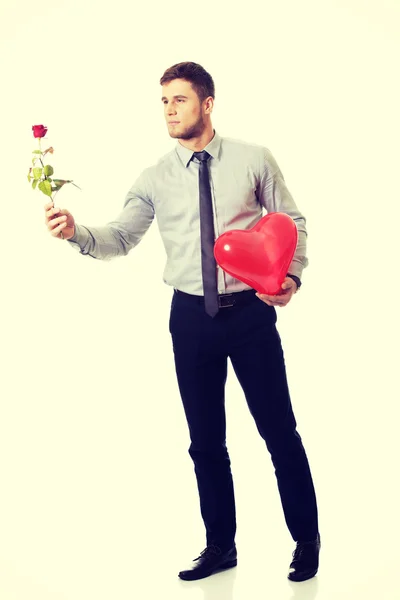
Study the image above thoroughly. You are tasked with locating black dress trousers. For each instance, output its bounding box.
[169,289,319,551]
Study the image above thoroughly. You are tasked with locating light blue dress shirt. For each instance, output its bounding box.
[67,130,308,295]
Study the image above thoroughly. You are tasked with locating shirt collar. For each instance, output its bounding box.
[175,129,222,168]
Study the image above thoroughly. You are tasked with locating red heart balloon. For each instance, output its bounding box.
[214,212,298,295]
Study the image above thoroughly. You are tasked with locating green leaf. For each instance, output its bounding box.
[38,179,52,197]
[43,164,54,177]
[32,157,38,165]
[33,167,43,179]
[52,179,67,191]
[47,177,52,182]
[32,150,42,154]
[27,174,32,182]
[32,179,38,190]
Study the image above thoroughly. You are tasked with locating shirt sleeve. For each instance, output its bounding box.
[67,170,155,260]
[257,148,309,280]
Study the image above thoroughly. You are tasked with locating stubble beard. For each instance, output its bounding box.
[169,115,205,140]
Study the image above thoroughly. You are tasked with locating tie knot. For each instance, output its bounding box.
[193,150,210,163]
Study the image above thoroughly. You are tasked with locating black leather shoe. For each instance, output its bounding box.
[288,533,321,582]
[178,544,237,581]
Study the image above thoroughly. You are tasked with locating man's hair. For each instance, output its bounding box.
[160,62,215,103]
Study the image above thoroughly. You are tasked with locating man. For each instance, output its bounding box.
[44,61,320,583]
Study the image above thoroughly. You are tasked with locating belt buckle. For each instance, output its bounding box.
[218,293,235,308]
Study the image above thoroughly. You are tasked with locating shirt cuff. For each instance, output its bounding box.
[66,224,90,252]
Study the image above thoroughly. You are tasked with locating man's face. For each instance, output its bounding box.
[162,78,210,140]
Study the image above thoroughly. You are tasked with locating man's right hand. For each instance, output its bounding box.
[44,201,75,240]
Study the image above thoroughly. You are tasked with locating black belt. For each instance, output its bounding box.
[174,288,257,308]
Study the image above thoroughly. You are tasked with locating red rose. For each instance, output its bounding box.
[32,124,48,138]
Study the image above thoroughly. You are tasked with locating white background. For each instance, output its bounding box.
[1,1,399,599]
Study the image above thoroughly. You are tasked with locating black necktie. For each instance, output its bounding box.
[192,150,219,317]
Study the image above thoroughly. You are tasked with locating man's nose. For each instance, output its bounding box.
[167,103,177,115]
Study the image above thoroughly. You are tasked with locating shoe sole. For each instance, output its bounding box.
[288,568,318,582]
[179,558,238,581]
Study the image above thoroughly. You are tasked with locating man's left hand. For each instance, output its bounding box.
[256,277,298,307]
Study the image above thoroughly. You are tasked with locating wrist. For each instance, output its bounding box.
[287,274,301,290]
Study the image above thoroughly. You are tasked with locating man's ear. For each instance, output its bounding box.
[204,97,214,114]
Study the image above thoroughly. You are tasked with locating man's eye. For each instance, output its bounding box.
[162,99,184,105]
